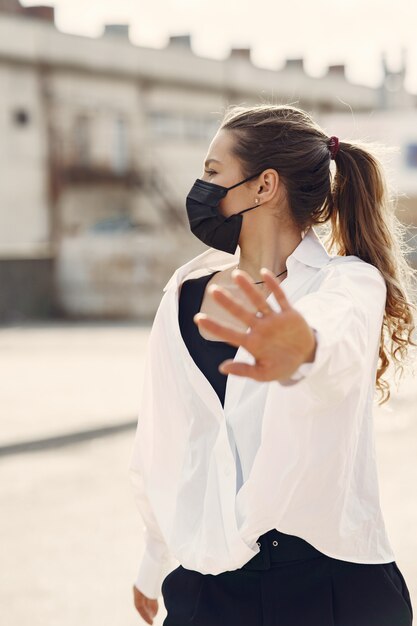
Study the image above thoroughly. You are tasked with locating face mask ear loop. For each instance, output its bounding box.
[238,204,261,215]
[225,170,265,191]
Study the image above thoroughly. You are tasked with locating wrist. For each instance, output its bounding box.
[303,327,317,364]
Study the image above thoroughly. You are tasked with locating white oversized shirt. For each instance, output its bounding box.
[128,225,396,600]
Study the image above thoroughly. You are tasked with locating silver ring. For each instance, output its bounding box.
[255,309,269,318]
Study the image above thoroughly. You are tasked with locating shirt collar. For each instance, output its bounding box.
[163,225,331,292]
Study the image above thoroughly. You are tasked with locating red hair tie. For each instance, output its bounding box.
[329,136,340,160]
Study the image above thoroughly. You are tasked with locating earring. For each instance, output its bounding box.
[255,198,259,203]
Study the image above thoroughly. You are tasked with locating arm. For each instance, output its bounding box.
[129,468,175,600]
[277,261,387,396]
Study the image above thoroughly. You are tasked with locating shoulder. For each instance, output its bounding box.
[178,270,220,299]
[312,255,387,320]
[321,255,386,289]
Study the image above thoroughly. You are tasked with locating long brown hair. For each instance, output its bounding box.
[219,103,417,405]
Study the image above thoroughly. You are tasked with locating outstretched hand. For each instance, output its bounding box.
[193,267,317,383]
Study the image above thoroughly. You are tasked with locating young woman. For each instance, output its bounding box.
[129,104,416,625]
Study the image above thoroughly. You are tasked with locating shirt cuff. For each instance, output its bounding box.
[134,541,175,600]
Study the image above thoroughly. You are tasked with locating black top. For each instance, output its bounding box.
[178,270,239,407]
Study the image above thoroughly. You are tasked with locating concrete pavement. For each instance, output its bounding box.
[0,322,416,625]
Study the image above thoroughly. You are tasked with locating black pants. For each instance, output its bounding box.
[161,529,413,626]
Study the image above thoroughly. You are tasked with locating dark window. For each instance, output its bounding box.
[13,109,30,126]
[405,143,417,169]
[112,116,129,173]
[73,114,91,166]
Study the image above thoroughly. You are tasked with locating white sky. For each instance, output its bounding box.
[22,0,417,94]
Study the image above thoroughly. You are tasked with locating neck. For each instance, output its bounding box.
[237,220,303,283]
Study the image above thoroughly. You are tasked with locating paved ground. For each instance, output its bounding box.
[0,321,416,625]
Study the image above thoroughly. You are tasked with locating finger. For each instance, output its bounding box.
[207,283,257,326]
[194,313,248,347]
[260,267,292,311]
[231,269,273,314]
[219,359,264,380]
[139,606,153,625]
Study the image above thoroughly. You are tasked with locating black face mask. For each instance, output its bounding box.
[185,170,265,254]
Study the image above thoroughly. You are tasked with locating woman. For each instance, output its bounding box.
[129,104,416,625]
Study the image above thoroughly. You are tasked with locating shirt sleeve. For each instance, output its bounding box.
[129,468,175,599]
[277,260,387,398]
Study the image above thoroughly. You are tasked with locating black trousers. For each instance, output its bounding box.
[161,528,413,626]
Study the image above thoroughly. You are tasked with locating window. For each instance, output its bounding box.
[73,114,91,166]
[112,116,129,173]
[148,110,219,140]
[404,143,417,169]
[13,108,30,126]
[148,111,184,137]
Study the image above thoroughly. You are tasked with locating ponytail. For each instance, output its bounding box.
[324,140,417,404]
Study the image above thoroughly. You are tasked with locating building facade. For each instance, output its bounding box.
[0,1,416,320]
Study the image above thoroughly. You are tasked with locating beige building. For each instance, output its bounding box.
[0,0,416,320]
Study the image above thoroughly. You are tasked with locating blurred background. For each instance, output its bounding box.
[0,1,416,624]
